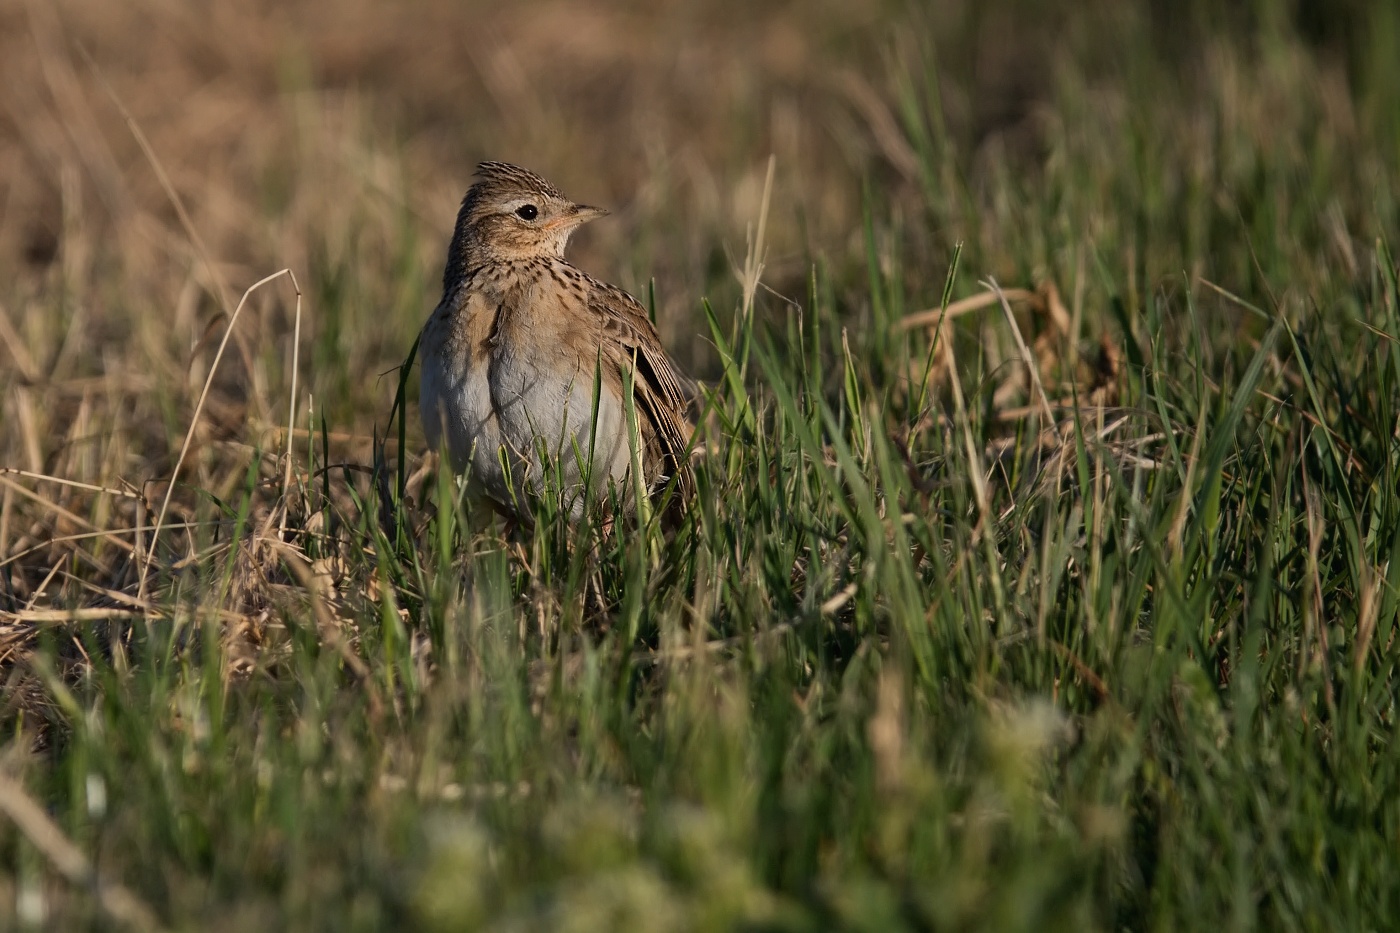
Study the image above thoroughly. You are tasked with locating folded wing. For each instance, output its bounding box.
[584,279,697,517]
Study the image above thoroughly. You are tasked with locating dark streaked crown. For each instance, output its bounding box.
[471,161,564,201]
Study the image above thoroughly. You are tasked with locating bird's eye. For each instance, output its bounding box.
[515,204,539,220]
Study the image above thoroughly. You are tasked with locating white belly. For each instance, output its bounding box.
[420,342,632,519]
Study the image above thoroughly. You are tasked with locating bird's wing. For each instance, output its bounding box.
[581,276,697,510]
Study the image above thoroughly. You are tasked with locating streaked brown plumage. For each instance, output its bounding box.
[418,161,696,525]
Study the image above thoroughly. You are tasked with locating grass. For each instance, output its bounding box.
[2,0,1400,929]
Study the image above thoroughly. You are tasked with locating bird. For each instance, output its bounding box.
[418,161,697,528]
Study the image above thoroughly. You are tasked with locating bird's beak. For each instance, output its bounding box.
[550,204,608,230]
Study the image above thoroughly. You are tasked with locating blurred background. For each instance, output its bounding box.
[0,0,1395,461]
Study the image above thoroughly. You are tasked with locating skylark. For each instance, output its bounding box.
[418,161,697,526]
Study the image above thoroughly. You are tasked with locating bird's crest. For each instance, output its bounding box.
[472,161,564,200]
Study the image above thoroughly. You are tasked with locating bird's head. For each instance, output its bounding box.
[445,162,607,280]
